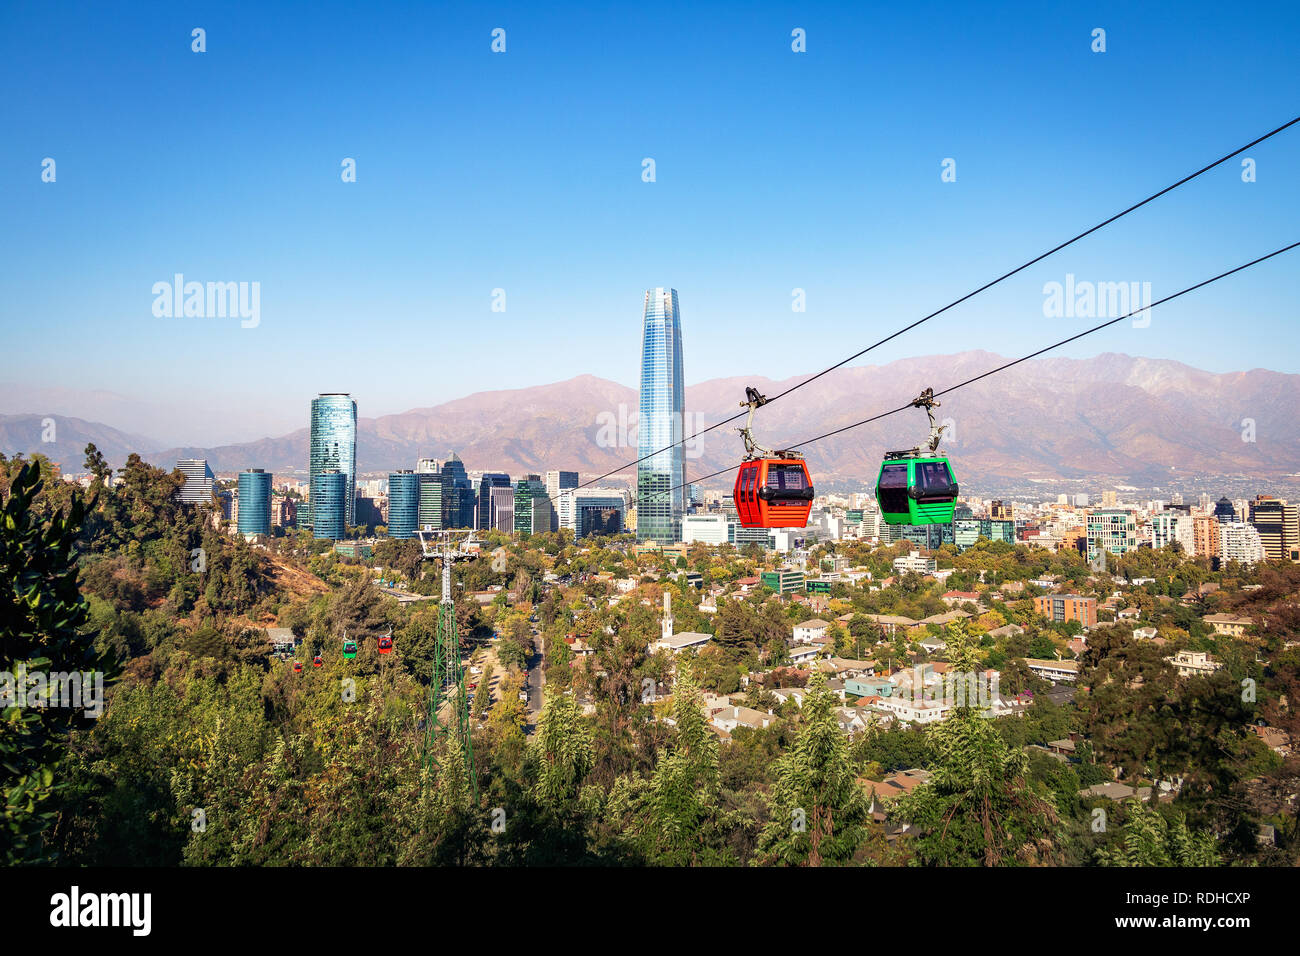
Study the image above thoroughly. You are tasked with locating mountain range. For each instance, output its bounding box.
[4,351,1299,491]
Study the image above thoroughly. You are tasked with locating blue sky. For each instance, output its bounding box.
[1,0,1297,446]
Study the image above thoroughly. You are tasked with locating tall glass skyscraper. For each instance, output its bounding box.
[514,475,550,535]
[311,470,348,539]
[418,471,446,530]
[637,287,686,544]
[236,468,272,537]
[387,470,421,539]
[477,473,511,529]
[440,452,476,529]
[310,394,357,529]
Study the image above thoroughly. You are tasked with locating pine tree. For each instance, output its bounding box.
[892,621,1063,866]
[1095,798,1220,866]
[641,660,730,865]
[756,671,870,866]
[531,686,594,819]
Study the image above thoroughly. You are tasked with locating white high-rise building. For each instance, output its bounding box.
[1220,522,1265,567]
[682,513,728,545]
[1151,513,1196,555]
[546,471,579,530]
[176,459,214,505]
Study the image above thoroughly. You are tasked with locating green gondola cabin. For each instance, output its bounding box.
[875,454,958,525]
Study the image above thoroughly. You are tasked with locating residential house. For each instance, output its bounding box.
[1165,649,1222,677]
[792,619,832,644]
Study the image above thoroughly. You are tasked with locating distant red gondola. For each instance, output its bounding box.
[292,661,304,674]
[377,633,393,654]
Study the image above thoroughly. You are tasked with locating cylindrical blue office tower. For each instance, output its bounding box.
[310,393,357,528]
[237,468,272,536]
[388,470,421,539]
[311,469,348,539]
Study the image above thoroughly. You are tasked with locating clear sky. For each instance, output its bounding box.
[2,0,1297,446]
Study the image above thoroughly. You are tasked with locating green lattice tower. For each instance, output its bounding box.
[421,534,477,798]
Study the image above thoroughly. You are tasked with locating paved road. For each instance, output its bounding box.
[523,627,545,731]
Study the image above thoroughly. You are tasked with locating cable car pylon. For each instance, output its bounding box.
[416,528,478,798]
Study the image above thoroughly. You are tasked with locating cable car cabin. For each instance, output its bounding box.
[377,635,393,655]
[292,661,304,674]
[733,458,814,529]
[342,639,358,660]
[312,654,323,668]
[875,455,959,525]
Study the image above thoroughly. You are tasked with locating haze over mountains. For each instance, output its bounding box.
[4,352,1299,490]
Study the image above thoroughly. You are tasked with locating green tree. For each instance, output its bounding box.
[892,622,1063,866]
[530,687,594,820]
[756,672,869,866]
[1096,799,1220,866]
[1,464,117,863]
[640,661,731,865]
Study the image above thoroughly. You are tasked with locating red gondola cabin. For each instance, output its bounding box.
[312,654,323,668]
[292,661,304,674]
[377,634,393,655]
[733,458,814,529]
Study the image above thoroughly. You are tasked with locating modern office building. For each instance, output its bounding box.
[387,470,421,539]
[636,287,686,545]
[1087,509,1138,563]
[309,393,357,528]
[545,470,578,497]
[418,471,447,530]
[477,473,511,529]
[1151,513,1195,554]
[440,452,476,529]
[311,470,348,540]
[682,513,729,545]
[953,518,982,550]
[489,484,516,533]
[1213,497,1237,522]
[1249,496,1300,562]
[175,458,215,505]
[578,502,623,538]
[236,468,272,537]
[514,475,550,535]
[761,569,805,594]
[571,488,626,539]
[546,470,580,531]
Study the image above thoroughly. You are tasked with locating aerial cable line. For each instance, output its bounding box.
[652,239,1300,497]
[550,114,1300,505]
